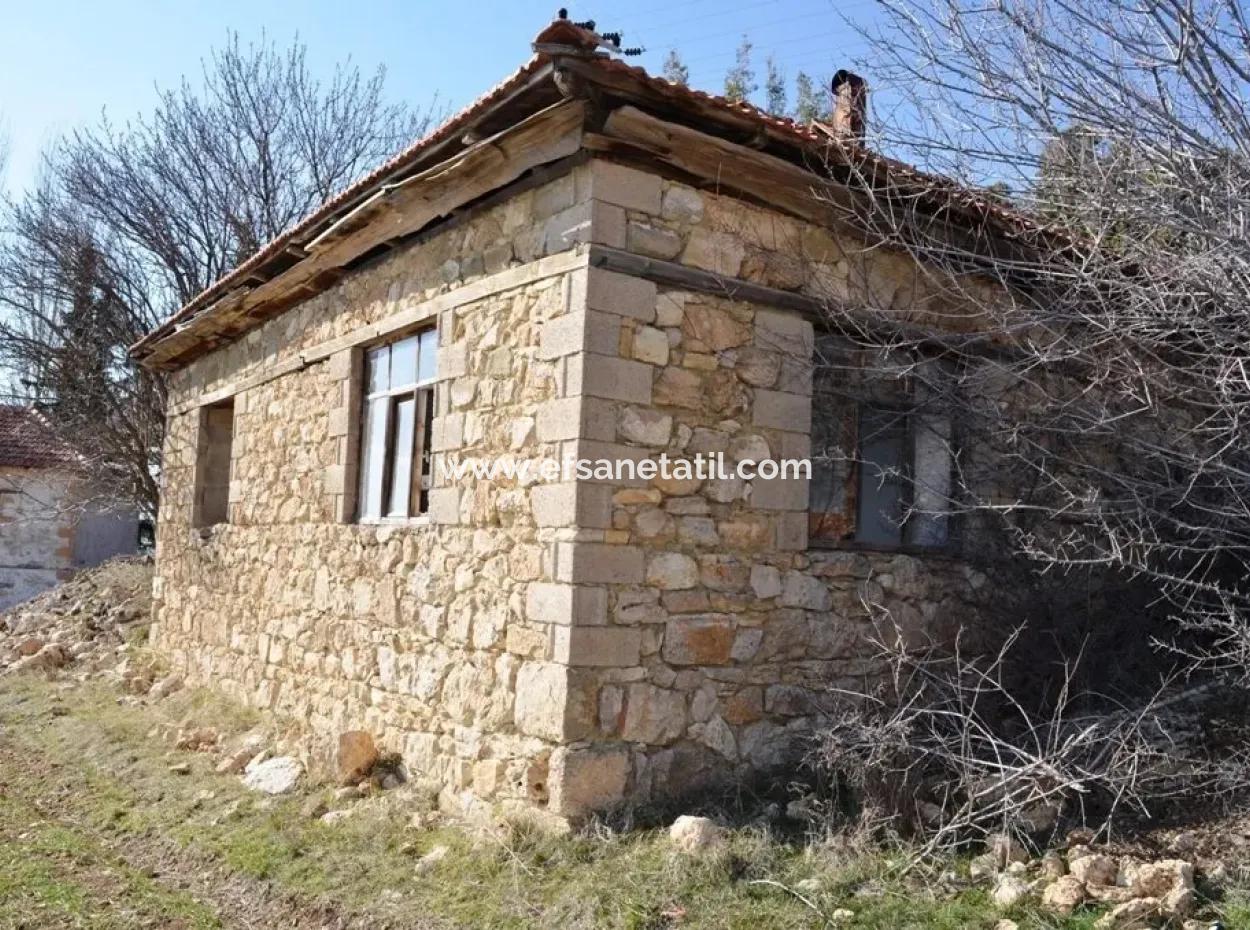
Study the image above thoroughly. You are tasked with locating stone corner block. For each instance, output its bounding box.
[566,353,651,404]
[548,744,632,818]
[514,662,595,743]
[526,582,608,626]
[426,487,462,524]
[752,390,812,431]
[553,625,642,667]
[579,267,657,323]
[555,541,644,584]
[588,159,663,214]
[750,475,810,512]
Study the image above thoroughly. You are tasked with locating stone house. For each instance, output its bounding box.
[133,18,1030,819]
[0,405,141,610]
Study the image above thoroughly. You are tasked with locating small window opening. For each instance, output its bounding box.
[195,398,235,527]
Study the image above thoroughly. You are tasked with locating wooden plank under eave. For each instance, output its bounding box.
[140,98,589,370]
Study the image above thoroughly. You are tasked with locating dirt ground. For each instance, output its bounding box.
[1,563,1248,929]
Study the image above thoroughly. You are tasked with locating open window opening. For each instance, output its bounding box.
[194,398,235,528]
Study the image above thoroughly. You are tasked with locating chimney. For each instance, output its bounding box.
[830,70,867,142]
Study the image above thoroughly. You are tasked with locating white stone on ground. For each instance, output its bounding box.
[668,815,725,853]
[241,755,302,794]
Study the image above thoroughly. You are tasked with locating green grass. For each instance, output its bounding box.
[0,788,220,929]
[0,673,1241,929]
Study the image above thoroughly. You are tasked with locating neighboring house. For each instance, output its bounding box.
[133,17,1043,820]
[0,405,141,611]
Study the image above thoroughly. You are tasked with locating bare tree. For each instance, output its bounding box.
[810,0,1250,680]
[0,33,435,513]
[819,626,1249,857]
[793,71,827,123]
[794,0,1250,834]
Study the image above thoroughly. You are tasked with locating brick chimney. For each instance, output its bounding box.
[830,70,867,142]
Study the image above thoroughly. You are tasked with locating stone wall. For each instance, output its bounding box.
[534,283,994,809]
[151,156,1004,820]
[154,164,660,815]
[0,467,78,610]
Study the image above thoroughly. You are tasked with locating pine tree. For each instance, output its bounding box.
[661,49,689,86]
[765,56,786,115]
[794,70,825,122]
[723,36,756,103]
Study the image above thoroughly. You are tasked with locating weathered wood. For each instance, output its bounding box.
[600,106,856,228]
[598,105,1041,274]
[169,248,590,415]
[143,99,589,370]
[587,244,1016,358]
[590,244,827,317]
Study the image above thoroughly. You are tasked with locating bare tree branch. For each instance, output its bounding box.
[0,33,437,514]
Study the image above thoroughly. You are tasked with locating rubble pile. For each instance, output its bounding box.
[973,830,1225,929]
[0,557,153,677]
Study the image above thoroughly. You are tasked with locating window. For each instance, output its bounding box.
[194,398,235,527]
[358,329,437,521]
[809,337,954,549]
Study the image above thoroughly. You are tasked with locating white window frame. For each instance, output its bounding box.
[357,328,437,524]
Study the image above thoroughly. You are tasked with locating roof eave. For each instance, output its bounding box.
[131,58,558,367]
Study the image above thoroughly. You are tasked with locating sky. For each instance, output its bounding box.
[0,0,892,197]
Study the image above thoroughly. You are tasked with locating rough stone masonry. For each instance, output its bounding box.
[141,28,1009,822]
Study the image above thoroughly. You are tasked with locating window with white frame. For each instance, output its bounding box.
[358,329,438,521]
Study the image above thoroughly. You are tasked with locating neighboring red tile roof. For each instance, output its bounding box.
[133,16,1064,366]
[0,406,80,470]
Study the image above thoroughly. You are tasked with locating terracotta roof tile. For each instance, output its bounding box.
[133,17,1067,364]
[0,406,80,470]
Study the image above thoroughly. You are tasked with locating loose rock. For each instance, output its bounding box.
[1093,897,1160,930]
[992,874,1031,908]
[148,674,183,700]
[241,756,302,795]
[1130,860,1194,899]
[414,844,449,876]
[1070,854,1119,887]
[1042,876,1087,914]
[987,833,1029,868]
[668,815,725,853]
[1041,851,1067,880]
[336,730,379,786]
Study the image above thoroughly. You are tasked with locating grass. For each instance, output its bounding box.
[0,673,1239,929]
[0,785,220,929]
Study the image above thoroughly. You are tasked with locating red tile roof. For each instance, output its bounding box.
[133,16,1065,366]
[0,406,80,471]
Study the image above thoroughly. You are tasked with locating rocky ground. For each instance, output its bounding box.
[0,566,1248,928]
[0,556,154,678]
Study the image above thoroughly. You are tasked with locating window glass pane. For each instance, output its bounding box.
[417,387,434,512]
[366,346,390,394]
[387,396,416,517]
[417,329,438,384]
[390,336,419,389]
[809,400,858,541]
[359,396,389,520]
[855,407,907,546]
[905,412,952,547]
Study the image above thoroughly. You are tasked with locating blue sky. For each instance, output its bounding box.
[0,0,890,196]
